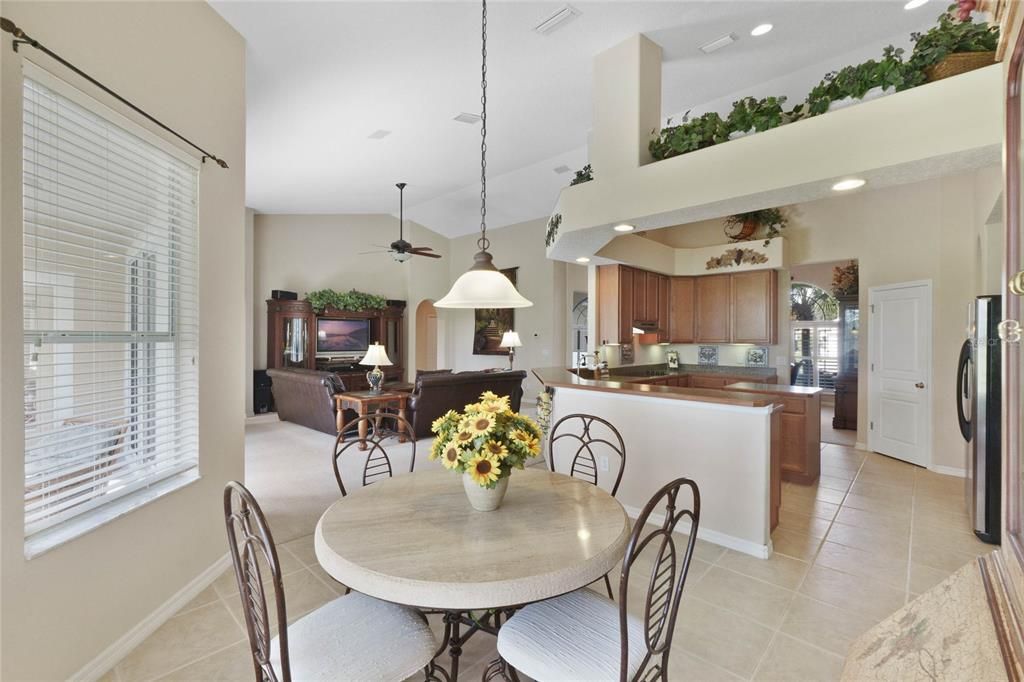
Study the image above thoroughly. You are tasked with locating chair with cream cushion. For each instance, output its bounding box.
[223,481,437,681]
[497,477,700,682]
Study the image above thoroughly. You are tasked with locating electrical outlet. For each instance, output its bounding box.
[598,455,610,472]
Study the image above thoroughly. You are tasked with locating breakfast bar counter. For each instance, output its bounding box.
[534,367,782,558]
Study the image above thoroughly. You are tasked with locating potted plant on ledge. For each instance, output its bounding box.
[908,2,999,82]
[724,207,788,245]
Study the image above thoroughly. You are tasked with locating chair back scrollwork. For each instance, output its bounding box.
[333,413,416,496]
[548,413,626,496]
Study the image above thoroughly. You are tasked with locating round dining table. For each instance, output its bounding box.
[315,466,631,680]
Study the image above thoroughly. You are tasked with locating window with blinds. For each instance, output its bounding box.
[792,323,839,392]
[22,64,200,549]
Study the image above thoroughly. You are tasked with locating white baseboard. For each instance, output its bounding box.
[622,504,770,559]
[855,441,868,451]
[929,464,967,478]
[73,552,231,682]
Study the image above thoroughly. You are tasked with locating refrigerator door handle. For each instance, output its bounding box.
[957,338,972,442]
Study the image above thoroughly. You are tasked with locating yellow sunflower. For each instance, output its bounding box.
[511,429,541,456]
[454,430,476,447]
[466,412,496,437]
[431,410,457,434]
[483,439,508,459]
[466,453,502,486]
[480,390,501,402]
[428,438,444,461]
[478,400,504,415]
[440,440,463,470]
[464,402,481,413]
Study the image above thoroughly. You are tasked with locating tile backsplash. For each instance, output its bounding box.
[602,342,776,373]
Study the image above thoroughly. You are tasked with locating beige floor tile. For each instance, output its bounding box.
[909,562,954,594]
[814,541,907,591]
[842,492,912,519]
[912,523,994,557]
[224,567,339,632]
[780,494,840,521]
[820,465,858,481]
[115,602,245,682]
[833,506,911,534]
[825,520,910,557]
[688,566,795,629]
[848,480,915,503]
[281,534,317,566]
[307,561,346,594]
[910,540,984,574]
[178,585,220,616]
[98,669,120,682]
[912,505,973,533]
[667,649,743,681]
[674,597,775,678]
[753,633,844,681]
[779,595,878,657]
[776,510,832,539]
[771,528,823,561]
[798,564,905,621]
[854,471,915,492]
[817,475,854,492]
[154,641,253,681]
[715,549,810,590]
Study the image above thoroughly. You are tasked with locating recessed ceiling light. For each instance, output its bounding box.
[534,4,581,35]
[575,256,591,263]
[904,0,930,9]
[453,112,482,125]
[553,164,571,174]
[368,129,391,139]
[832,178,866,191]
[699,33,738,54]
[750,23,773,37]
[613,224,635,232]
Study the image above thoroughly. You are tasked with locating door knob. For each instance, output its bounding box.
[915,382,925,389]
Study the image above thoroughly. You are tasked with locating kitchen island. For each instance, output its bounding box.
[534,367,781,558]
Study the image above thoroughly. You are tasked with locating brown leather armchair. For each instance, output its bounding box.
[406,370,527,439]
[266,368,358,435]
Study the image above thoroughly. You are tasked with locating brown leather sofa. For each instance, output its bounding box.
[406,369,527,439]
[266,368,357,435]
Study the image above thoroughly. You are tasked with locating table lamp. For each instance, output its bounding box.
[359,343,392,393]
[499,330,522,370]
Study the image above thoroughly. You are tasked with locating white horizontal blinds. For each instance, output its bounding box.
[23,70,199,538]
[791,323,839,391]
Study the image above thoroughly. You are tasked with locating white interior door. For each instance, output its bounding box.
[869,281,933,466]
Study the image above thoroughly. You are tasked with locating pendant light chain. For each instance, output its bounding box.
[478,0,490,252]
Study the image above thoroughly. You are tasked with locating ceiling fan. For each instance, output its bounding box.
[364,183,441,262]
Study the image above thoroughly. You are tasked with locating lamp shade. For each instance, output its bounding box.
[435,251,532,309]
[499,331,522,348]
[359,343,393,367]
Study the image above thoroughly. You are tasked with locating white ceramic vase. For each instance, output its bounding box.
[462,473,510,512]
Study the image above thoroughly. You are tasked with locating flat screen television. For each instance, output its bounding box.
[316,318,370,356]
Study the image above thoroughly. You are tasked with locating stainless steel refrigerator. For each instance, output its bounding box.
[956,295,1001,545]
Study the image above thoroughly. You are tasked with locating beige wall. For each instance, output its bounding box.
[0,1,246,678]
[252,214,451,379]
[446,219,566,398]
[642,166,1002,471]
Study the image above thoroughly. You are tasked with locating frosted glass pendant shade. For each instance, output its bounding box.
[435,250,533,309]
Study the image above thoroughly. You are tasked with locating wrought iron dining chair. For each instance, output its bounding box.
[332,413,416,497]
[548,413,626,598]
[495,477,701,682]
[223,481,437,682]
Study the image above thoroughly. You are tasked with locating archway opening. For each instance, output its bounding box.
[415,300,439,371]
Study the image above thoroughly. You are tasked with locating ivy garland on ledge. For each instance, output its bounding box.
[545,213,562,247]
[569,164,593,186]
[305,289,388,313]
[648,4,997,162]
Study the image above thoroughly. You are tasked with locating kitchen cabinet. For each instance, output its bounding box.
[669,277,695,343]
[731,270,779,344]
[658,275,670,342]
[632,269,648,322]
[597,265,634,345]
[695,275,732,343]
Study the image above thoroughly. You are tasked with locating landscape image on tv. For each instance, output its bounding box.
[317,319,370,353]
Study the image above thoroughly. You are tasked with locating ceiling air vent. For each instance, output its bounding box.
[534,4,581,35]
[453,112,482,124]
[368,129,391,139]
[699,33,738,54]
[553,165,571,174]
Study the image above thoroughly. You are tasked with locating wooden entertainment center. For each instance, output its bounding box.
[266,298,405,391]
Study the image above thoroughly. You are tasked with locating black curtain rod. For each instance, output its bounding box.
[0,16,229,169]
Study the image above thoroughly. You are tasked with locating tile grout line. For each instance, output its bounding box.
[147,637,246,682]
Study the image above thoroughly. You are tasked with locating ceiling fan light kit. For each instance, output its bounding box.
[437,0,533,310]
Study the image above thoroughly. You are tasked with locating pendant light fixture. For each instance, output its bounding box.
[435,0,532,309]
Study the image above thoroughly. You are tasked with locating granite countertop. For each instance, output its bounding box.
[606,363,778,380]
[532,368,778,408]
[725,382,823,396]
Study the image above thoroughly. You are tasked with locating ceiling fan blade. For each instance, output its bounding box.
[412,251,442,259]
[358,249,392,255]
[408,245,434,251]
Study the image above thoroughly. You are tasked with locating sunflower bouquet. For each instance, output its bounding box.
[429,391,543,489]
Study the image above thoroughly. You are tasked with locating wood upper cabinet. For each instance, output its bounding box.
[695,274,732,343]
[669,277,695,343]
[658,275,670,342]
[632,269,648,321]
[597,265,635,345]
[646,273,660,322]
[731,270,778,344]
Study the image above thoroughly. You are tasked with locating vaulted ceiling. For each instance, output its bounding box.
[211,1,940,236]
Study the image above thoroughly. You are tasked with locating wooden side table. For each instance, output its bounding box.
[333,391,409,450]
